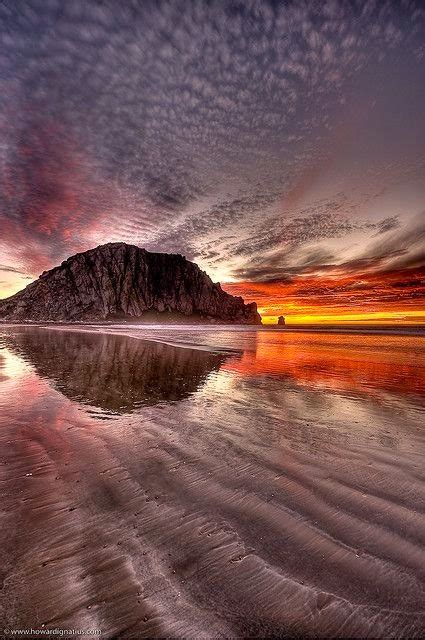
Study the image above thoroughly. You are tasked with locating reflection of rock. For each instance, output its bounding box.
[277,316,285,326]
[4,328,228,412]
[0,243,262,324]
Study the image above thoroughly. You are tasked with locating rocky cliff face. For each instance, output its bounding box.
[0,243,262,324]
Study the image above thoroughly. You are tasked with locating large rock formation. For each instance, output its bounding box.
[0,243,262,324]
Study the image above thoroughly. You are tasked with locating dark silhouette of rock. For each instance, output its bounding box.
[277,316,285,326]
[3,327,230,412]
[0,243,262,324]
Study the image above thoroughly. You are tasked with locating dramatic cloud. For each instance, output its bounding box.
[0,264,26,274]
[0,0,424,320]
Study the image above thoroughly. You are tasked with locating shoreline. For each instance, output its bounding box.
[0,321,424,338]
[0,323,244,355]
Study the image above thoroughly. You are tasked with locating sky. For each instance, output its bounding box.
[0,0,424,323]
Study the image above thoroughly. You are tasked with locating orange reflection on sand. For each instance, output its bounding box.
[224,332,425,397]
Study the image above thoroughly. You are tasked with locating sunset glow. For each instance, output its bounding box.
[224,267,425,324]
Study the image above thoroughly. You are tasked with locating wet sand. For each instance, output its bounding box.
[0,326,424,638]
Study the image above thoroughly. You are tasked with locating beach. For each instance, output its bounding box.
[0,325,424,638]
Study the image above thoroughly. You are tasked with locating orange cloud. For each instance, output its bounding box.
[223,267,425,324]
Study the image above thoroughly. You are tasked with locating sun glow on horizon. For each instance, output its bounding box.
[260,311,425,325]
[224,272,425,326]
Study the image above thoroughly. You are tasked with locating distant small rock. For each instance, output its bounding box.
[277,315,286,326]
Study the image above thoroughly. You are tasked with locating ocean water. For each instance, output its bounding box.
[0,325,424,638]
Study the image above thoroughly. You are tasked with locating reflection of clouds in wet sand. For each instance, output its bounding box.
[224,331,425,398]
[212,374,422,456]
[86,325,425,397]
[0,327,424,638]
[0,347,29,383]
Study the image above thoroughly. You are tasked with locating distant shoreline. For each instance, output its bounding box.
[264,324,425,337]
[0,321,424,338]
